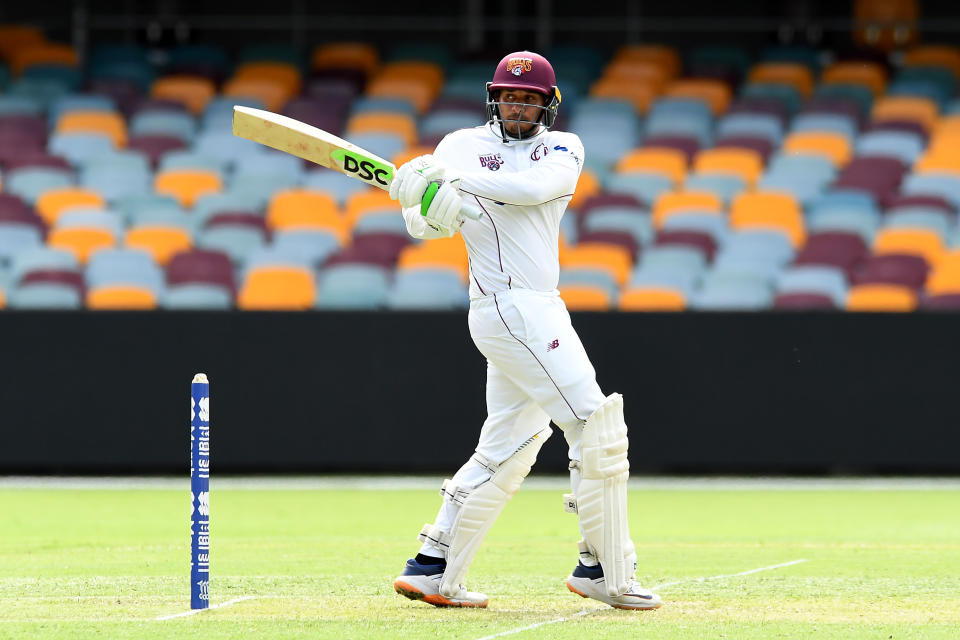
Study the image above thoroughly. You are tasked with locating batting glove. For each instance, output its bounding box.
[390,155,446,209]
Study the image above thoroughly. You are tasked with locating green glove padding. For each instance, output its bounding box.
[420,181,440,218]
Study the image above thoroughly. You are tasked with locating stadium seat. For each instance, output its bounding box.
[315,263,391,309]
[729,191,804,247]
[616,148,687,184]
[846,283,917,311]
[692,148,763,186]
[652,191,722,228]
[86,284,158,309]
[558,284,614,310]
[237,266,316,310]
[618,286,687,310]
[154,169,222,208]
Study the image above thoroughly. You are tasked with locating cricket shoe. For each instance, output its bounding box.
[565,562,662,610]
[393,559,489,608]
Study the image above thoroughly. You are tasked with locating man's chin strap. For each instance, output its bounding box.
[416,427,552,598]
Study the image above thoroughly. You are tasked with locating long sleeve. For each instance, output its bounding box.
[450,135,584,206]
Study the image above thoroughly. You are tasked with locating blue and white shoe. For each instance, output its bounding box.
[393,559,489,608]
[566,562,662,610]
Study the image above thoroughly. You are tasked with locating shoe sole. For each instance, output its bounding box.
[393,579,489,608]
[566,580,662,610]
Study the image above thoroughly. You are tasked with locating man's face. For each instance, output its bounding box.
[497,90,547,136]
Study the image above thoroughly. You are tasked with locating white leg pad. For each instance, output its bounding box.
[437,427,552,598]
[574,392,634,597]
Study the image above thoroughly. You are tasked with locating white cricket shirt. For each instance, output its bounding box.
[401,123,584,299]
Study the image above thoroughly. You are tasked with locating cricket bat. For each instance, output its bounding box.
[232,105,481,220]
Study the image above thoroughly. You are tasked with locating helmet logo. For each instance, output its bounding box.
[506,57,533,76]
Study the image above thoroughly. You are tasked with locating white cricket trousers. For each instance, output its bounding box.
[419,288,607,559]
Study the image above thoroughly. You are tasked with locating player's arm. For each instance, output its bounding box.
[457,137,584,206]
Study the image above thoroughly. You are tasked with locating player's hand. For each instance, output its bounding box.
[421,181,465,235]
[390,155,445,209]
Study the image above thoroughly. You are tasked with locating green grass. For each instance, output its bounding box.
[1,480,959,639]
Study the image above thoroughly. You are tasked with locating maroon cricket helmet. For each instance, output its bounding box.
[485,51,562,138]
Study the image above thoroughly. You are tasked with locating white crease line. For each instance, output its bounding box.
[155,595,256,620]
[474,558,808,640]
[650,558,808,591]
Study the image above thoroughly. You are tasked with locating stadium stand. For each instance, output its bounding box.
[1,27,960,312]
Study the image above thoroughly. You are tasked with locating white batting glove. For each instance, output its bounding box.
[389,155,446,209]
[421,181,465,235]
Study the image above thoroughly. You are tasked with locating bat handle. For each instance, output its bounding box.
[460,201,484,221]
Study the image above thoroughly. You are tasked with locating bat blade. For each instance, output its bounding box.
[232,105,481,220]
[232,105,395,191]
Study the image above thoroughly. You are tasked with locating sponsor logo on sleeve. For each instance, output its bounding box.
[554,145,581,166]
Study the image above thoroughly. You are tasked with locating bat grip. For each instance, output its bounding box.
[460,201,484,221]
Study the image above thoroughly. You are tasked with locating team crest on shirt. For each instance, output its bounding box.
[479,153,504,171]
[530,142,549,161]
[507,57,533,76]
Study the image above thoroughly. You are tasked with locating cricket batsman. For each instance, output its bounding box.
[388,50,662,611]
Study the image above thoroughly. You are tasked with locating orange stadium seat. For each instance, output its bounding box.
[589,79,659,114]
[822,61,887,96]
[558,285,613,311]
[125,226,192,266]
[237,266,316,310]
[730,191,805,247]
[616,148,687,184]
[266,189,345,238]
[56,111,127,147]
[748,62,814,97]
[618,287,687,311]
[846,284,918,311]
[664,79,732,115]
[366,76,436,114]
[376,62,444,93]
[782,132,852,167]
[154,169,222,208]
[234,62,302,96]
[311,42,380,76]
[397,236,469,281]
[904,45,960,80]
[0,287,5,309]
[345,189,398,227]
[47,228,115,263]
[912,151,960,176]
[10,42,77,74]
[0,25,44,61]
[35,188,105,226]
[925,251,960,294]
[569,169,600,210]
[692,148,764,186]
[86,285,157,310]
[652,191,723,228]
[346,112,417,146]
[223,77,290,112]
[612,45,681,79]
[873,228,944,265]
[151,76,217,115]
[601,60,671,91]
[393,145,435,168]
[871,96,939,132]
[559,243,632,286]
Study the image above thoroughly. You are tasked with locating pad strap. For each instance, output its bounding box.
[417,523,452,551]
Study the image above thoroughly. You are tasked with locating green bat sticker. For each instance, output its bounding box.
[331,149,394,187]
